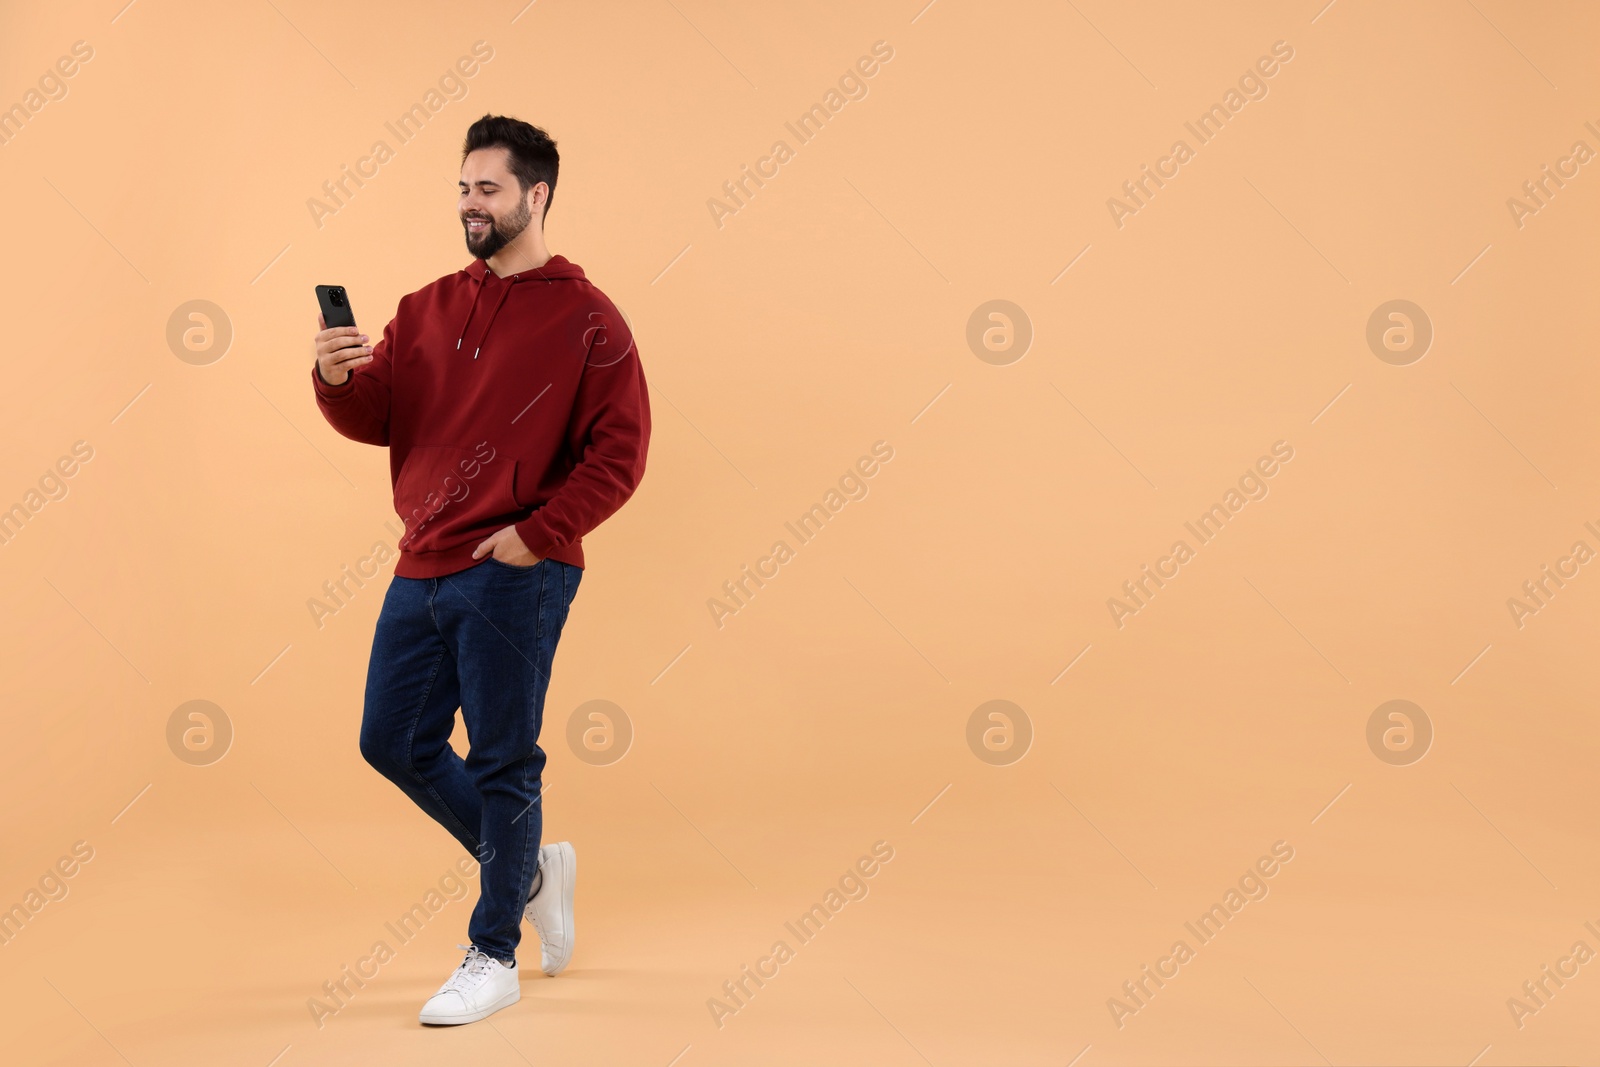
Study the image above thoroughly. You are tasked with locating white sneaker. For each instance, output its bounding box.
[418,944,520,1025]
[523,841,576,976]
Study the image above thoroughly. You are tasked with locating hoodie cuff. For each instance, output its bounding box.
[514,513,557,559]
[312,361,354,396]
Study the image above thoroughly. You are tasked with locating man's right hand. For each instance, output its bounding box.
[314,313,373,386]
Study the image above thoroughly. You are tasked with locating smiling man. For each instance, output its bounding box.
[310,114,651,1026]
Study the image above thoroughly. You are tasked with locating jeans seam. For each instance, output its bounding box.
[511,752,537,966]
[499,564,552,967]
[535,562,550,644]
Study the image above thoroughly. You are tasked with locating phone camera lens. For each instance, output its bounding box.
[331,290,345,307]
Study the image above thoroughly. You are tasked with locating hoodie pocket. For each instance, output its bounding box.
[393,443,518,554]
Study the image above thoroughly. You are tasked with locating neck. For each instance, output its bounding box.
[487,226,552,277]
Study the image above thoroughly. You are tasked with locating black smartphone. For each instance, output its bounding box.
[316,285,357,330]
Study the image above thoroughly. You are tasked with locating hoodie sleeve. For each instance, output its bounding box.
[514,307,651,556]
[311,312,397,447]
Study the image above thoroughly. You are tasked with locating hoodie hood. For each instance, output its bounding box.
[455,254,589,360]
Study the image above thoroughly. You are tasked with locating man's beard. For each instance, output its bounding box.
[463,197,532,261]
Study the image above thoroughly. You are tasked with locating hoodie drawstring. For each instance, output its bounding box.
[456,271,519,360]
[455,277,487,354]
[471,284,514,360]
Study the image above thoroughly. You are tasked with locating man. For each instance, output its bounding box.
[310,114,650,1026]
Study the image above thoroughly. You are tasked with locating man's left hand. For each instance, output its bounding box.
[472,526,542,567]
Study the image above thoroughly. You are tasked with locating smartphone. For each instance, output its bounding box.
[316,285,357,330]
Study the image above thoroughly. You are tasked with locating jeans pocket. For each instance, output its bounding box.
[483,555,541,572]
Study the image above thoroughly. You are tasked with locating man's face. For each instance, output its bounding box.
[459,147,540,260]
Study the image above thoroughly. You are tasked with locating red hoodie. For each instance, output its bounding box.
[311,255,650,579]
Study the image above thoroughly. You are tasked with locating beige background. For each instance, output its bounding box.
[3,0,1598,1063]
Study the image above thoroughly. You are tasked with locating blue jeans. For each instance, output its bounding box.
[358,556,581,965]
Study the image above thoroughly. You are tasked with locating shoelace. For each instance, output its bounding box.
[440,944,502,993]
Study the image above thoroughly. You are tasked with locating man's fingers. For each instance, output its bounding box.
[314,327,368,344]
[318,342,371,363]
[315,328,366,343]
[471,531,503,559]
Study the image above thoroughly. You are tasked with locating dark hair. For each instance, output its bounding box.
[462,114,559,221]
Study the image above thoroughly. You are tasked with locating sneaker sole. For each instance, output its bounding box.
[419,984,520,1026]
[543,841,576,977]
